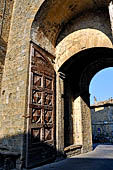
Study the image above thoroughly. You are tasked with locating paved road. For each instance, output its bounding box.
[31,144,113,170]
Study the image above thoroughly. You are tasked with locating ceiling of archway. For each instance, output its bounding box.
[34,0,110,48]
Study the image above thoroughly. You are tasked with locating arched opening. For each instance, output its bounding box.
[89,68,113,144]
[28,2,113,167]
[57,47,113,155]
[90,67,113,104]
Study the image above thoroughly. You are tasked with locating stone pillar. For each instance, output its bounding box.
[56,72,65,155]
[80,91,92,153]
[73,96,83,145]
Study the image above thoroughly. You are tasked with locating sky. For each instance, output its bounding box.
[89,67,113,105]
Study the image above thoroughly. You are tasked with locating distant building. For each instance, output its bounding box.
[91,99,113,143]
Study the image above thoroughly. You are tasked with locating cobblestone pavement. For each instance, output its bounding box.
[30,144,113,170]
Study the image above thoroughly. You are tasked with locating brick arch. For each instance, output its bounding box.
[55,29,113,71]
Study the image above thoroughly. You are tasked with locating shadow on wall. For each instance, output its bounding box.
[0,131,112,170]
[57,8,112,44]
[0,133,25,170]
[0,133,66,170]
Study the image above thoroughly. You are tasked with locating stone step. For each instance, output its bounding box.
[64,144,82,157]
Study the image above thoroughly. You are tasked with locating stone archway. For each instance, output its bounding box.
[55,29,113,71]
[0,0,113,169]
[56,47,113,155]
[55,28,113,155]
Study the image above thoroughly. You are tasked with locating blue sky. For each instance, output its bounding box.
[89,67,113,104]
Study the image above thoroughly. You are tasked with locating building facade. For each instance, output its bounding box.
[0,0,113,169]
[91,99,113,143]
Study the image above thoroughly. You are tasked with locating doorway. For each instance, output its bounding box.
[57,47,113,156]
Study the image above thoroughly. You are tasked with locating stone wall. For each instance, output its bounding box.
[0,0,14,93]
[0,0,45,152]
[0,0,14,43]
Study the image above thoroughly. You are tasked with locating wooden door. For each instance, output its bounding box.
[26,43,56,168]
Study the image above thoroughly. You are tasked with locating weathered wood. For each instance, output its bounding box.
[26,43,56,168]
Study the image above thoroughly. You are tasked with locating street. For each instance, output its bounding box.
[31,144,113,170]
